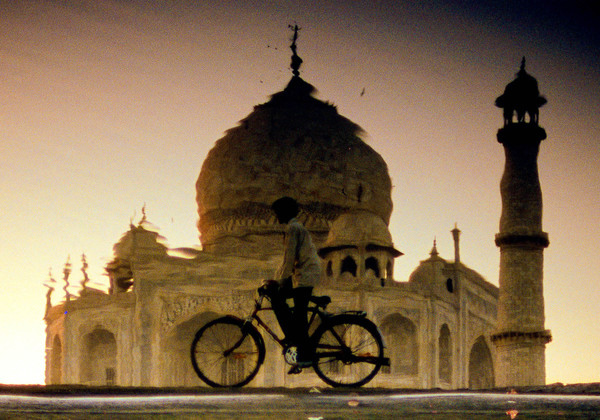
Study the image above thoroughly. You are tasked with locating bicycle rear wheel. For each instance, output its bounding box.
[191,316,265,387]
[312,314,384,387]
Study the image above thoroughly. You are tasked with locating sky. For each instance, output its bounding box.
[1,0,598,385]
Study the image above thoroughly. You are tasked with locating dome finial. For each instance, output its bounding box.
[289,24,303,77]
[140,203,147,225]
[517,56,529,77]
[430,237,439,257]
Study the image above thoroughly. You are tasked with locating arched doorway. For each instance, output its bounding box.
[162,311,220,386]
[438,324,452,384]
[380,314,418,375]
[80,328,117,385]
[50,335,62,384]
[468,336,494,389]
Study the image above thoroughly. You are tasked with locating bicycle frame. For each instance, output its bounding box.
[245,294,286,346]
[237,292,388,370]
[242,293,326,349]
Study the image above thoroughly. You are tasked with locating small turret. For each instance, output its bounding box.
[495,57,547,126]
[105,209,168,293]
[451,224,461,264]
[318,210,402,288]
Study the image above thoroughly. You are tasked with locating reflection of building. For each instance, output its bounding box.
[44,46,506,389]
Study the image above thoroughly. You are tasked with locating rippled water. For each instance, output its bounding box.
[1,392,600,419]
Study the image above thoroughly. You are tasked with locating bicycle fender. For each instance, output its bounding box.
[217,314,244,323]
[311,313,369,343]
[360,316,388,350]
[322,314,389,350]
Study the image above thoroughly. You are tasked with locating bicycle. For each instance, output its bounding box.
[190,286,389,388]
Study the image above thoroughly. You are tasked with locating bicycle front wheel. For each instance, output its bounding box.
[312,314,384,387]
[191,316,265,387]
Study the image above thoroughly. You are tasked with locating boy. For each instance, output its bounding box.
[263,196,320,372]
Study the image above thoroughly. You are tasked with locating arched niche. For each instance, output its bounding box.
[468,336,495,389]
[365,256,380,278]
[438,324,452,384]
[340,256,357,277]
[50,335,62,384]
[380,313,418,375]
[162,311,220,386]
[80,328,117,385]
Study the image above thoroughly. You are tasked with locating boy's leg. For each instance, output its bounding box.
[292,286,313,363]
[266,287,295,343]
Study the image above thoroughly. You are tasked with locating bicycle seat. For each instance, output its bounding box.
[310,295,331,308]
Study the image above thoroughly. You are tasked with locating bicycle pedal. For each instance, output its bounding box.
[284,346,298,365]
[288,365,303,374]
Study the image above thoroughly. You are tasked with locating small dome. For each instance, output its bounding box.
[408,250,445,284]
[408,246,496,297]
[319,210,401,257]
[111,222,167,261]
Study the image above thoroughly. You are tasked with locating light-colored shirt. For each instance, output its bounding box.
[275,218,321,287]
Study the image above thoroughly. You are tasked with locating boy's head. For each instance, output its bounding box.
[271,196,299,224]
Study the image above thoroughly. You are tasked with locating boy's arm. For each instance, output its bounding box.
[275,224,299,283]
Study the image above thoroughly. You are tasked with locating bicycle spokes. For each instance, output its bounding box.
[312,315,384,387]
[191,317,265,387]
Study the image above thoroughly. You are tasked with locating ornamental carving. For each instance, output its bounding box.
[160,293,253,332]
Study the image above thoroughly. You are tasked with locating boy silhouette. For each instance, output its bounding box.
[262,196,320,373]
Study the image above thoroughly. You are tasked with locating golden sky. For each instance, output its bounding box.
[1,0,598,384]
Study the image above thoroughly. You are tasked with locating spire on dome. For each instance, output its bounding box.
[430,238,439,257]
[44,268,56,316]
[518,56,526,74]
[289,24,303,77]
[62,255,72,302]
[80,253,90,292]
[140,203,147,225]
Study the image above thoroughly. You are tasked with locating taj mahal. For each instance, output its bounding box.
[44,33,551,389]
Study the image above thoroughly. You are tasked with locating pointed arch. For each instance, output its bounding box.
[162,311,220,386]
[468,336,494,389]
[50,335,62,384]
[340,256,357,276]
[380,313,418,375]
[438,324,452,384]
[80,328,117,385]
[365,256,380,278]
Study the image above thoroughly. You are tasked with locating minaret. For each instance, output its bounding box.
[491,58,552,387]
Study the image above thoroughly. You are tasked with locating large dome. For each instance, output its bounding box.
[196,76,393,256]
